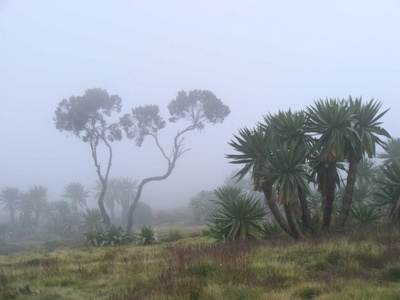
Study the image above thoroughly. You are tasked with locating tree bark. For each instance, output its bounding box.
[322,161,337,230]
[262,181,294,238]
[334,159,358,230]
[298,187,313,232]
[98,185,111,226]
[284,202,303,240]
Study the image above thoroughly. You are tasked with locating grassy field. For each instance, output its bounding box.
[1,226,400,299]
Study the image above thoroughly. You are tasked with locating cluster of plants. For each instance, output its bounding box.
[83,225,133,247]
[54,88,230,231]
[223,97,400,240]
[83,225,158,247]
[0,176,157,246]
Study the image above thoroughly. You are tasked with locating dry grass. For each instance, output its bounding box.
[1,227,400,299]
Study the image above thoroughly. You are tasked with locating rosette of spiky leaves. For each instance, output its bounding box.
[136,226,159,245]
[374,159,400,223]
[350,203,384,225]
[84,229,101,246]
[207,186,266,242]
[80,208,104,231]
[99,225,133,247]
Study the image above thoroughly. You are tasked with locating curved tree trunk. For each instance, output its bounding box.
[334,159,358,230]
[262,181,294,238]
[98,186,111,226]
[284,202,303,240]
[126,126,195,231]
[323,161,337,230]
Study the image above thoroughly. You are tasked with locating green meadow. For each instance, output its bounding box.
[1,226,400,300]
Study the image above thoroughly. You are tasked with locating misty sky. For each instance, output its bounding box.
[1,1,399,210]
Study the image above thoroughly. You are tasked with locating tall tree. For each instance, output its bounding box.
[62,182,89,212]
[333,98,389,229]
[227,114,313,240]
[94,177,138,225]
[0,187,21,223]
[22,185,49,228]
[120,89,230,230]
[262,110,314,232]
[54,88,122,226]
[227,126,294,237]
[307,98,356,230]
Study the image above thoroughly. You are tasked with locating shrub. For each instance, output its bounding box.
[99,225,133,247]
[136,226,159,245]
[259,221,282,237]
[83,225,132,247]
[206,186,266,241]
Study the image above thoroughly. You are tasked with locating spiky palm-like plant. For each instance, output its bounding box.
[136,225,158,245]
[62,182,89,212]
[378,137,400,164]
[375,159,400,223]
[334,98,390,230]
[22,185,49,228]
[80,208,104,231]
[307,98,356,229]
[207,186,266,242]
[0,187,21,223]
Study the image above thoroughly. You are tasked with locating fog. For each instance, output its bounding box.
[1,1,399,212]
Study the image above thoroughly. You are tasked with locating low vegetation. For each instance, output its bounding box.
[0,225,399,299]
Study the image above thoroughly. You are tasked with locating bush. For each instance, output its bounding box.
[206,186,266,241]
[136,226,159,245]
[83,225,133,247]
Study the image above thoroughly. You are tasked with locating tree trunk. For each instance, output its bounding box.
[284,202,303,240]
[98,186,111,226]
[298,187,313,232]
[322,161,337,230]
[334,159,358,230]
[262,181,294,238]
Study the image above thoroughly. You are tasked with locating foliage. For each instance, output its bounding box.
[0,187,21,223]
[136,225,159,245]
[207,186,266,241]
[80,208,104,231]
[122,89,230,231]
[83,225,132,247]
[167,89,230,129]
[378,137,400,164]
[227,97,390,238]
[54,88,122,139]
[259,221,283,237]
[2,230,400,299]
[62,182,89,212]
[98,225,133,247]
[350,203,384,226]
[83,229,100,247]
[120,105,166,146]
[54,88,123,226]
[94,177,138,224]
[45,200,80,237]
[21,185,49,228]
[375,159,400,223]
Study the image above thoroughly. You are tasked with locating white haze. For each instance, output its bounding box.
[0,1,399,211]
